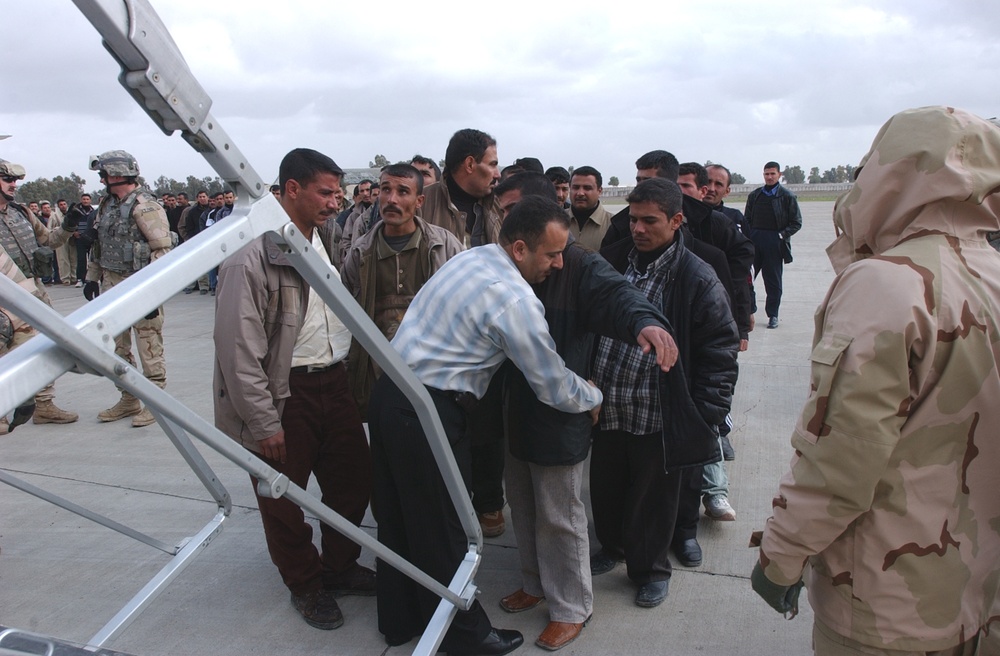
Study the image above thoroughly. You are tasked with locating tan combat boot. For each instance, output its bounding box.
[33,400,79,425]
[131,406,156,428]
[98,392,142,422]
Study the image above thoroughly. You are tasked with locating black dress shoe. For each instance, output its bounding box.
[449,628,524,656]
[635,580,670,608]
[590,551,622,576]
[720,434,736,461]
[673,538,703,567]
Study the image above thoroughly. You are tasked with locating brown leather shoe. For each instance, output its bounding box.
[478,510,505,537]
[535,621,585,651]
[499,589,544,613]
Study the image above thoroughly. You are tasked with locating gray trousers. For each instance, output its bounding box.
[505,451,592,623]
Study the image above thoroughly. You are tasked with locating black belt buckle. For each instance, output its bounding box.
[291,362,335,374]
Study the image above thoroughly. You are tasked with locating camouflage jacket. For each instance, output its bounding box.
[88,186,171,279]
[760,107,1000,651]
[0,245,39,354]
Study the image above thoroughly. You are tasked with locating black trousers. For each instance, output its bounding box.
[590,428,682,584]
[673,466,704,544]
[369,376,492,652]
[751,228,784,319]
[468,371,506,514]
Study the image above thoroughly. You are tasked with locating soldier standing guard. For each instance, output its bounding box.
[85,151,172,428]
[0,158,79,434]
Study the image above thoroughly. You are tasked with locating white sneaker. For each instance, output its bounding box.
[75,281,83,288]
[704,495,736,521]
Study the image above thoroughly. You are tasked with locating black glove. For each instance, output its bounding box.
[83,281,100,301]
[751,561,804,618]
[7,402,36,433]
[144,308,159,321]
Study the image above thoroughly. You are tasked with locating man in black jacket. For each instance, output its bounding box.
[744,162,802,328]
[494,173,676,651]
[590,178,738,610]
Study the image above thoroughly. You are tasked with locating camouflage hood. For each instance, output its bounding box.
[827,106,1000,274]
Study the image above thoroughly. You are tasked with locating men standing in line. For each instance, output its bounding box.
[419,128,502,248]
[85,151,172,428]
[545,166,571,209]
[341,163,463,417]
[180,189,211,294]
[369,195,602,655]
[495,173,677,651]
[72,193,97,286]
[567,166,612,250]
[0,159,79,433]
[214,148,374,632]
[410,155,441,187]
[753,106,1000,655]
[744,161,801,329]
[590,178,738,609]
[704,164,750,238]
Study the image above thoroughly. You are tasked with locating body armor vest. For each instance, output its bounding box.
[0,202,40,278]
[96,187,152,274]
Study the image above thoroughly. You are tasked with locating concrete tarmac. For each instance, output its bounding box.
[0,201,839,655]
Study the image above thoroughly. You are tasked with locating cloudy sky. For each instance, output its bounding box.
[4,1,998,192]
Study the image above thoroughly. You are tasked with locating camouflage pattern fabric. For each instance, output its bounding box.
[759,107,1000,652]
[102,269,165,388]
[88,186,171,278]
[0,245,38,356]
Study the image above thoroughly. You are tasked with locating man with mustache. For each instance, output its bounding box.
[341,163,463,418]
[213,148,375,632]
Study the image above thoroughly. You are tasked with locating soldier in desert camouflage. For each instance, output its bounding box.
[753,106,1000,654]
[85,151,172,428]
[0,158,79,433]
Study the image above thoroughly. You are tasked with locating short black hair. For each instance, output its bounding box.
[444,128,496,176]
[278,148,345,196]
[627,178,683,217]
[707,164,731,186]
[212,191,224,199]
[57,198,67,204]
[499,195,570,250]
[764,161,781,171]
[635,150,679,181]
[178,192,189,200]
[381,163,424,195]
[513,157,544,174]
[494,172,557,203]
[679,162,708,188]
[544,166,571,185]
[196,189,209,196]
[410,154,441,182]
[571,165,602,188]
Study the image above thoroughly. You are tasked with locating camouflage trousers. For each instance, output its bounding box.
[6,279,59,402]
[103,270,166,388]
[813,619,984,656]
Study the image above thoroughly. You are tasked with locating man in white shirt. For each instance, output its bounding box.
[213,148,373,633]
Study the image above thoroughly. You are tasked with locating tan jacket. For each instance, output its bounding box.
[760,106,1000,651]
[418,178,502,248]
[212,235,311,452]
[567,201,613,251]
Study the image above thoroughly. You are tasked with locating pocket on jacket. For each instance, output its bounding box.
[798,332,853,444]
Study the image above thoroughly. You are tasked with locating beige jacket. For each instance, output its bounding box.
[760,106,1000,651]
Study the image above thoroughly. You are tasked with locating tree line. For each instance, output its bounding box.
[16,173,233,204]
[779,164,858,185]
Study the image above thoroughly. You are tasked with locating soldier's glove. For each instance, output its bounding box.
[83,281,100,301]
[7,402,36,433]
[751,561,804,619]
[144,308,159,321]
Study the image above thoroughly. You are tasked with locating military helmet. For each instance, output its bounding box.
[89,150,140,177]
[0,158,26,180]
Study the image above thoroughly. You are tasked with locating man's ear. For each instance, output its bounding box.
[510,239,528,262]
[670,212,684,228]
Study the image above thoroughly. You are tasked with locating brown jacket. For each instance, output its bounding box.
[418,178,502,248]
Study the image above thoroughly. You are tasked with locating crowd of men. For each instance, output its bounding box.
[4,106,999,656]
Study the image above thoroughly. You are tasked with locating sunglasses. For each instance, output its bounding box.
[1,175,19,183]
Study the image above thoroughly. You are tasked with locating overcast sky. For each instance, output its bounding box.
[4,1,998,192]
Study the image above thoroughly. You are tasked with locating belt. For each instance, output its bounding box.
[289,361,341,374]
[427,387,479,413]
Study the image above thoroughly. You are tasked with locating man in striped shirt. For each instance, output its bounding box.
[368,196,600,655]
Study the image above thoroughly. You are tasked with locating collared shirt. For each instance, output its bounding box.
[391,244,602,413]
[291,231,351,367]
[592,242,678,433]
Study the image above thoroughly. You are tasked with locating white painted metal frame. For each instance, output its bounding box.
[0,1,484,653]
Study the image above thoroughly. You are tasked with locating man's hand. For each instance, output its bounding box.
[587,381,602,426]
[740,338,749,352]
[751,561,804,619]
[258,429,287,464]
[637,325,678,372]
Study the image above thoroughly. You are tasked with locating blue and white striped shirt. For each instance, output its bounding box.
[392,244,602,414]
